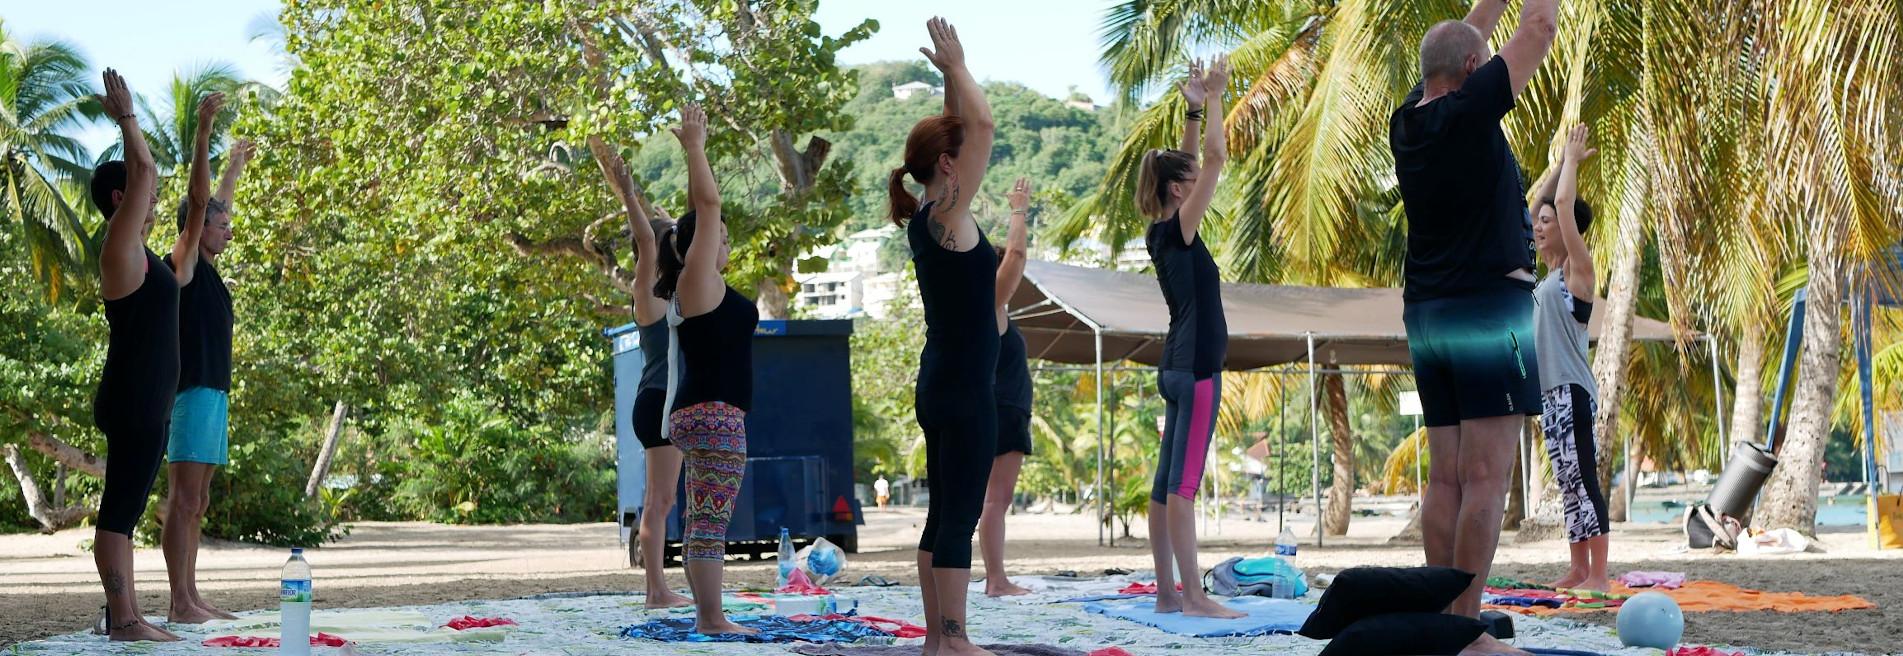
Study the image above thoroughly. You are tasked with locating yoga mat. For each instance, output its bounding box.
[1490,581,1876,616]
[619,615,893,643]
[792,644,1091,656]
[1082,596,1313,638]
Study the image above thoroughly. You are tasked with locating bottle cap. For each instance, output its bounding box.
[291,547,304,554]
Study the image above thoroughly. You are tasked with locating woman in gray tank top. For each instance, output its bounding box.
[1532,125,1611,591]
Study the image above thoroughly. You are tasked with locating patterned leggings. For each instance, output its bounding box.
[670,402,748,562]
[1542,384,1611,543]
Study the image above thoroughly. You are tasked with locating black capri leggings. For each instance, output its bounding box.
[96,414,169,536]
[916,396,996,569]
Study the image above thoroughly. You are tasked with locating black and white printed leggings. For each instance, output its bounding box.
[1542,384,1611,543]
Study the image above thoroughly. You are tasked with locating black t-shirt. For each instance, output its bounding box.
[1389,55,1534,301]
[994,320,1033,411]
[1145,213,1227,377]
[169,255,232,392]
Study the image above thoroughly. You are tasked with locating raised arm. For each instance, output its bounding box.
[994,177,1032,331]
[589,136,666,324]
[920,17,993,218]
[672,104,726,315]
[215,138,254,210]
[170,92,224,287]
[1555,124,1596,300]
[1498,0,1560,96]
[98,69,157,301]
[1177,55,1229,243]
[1463,0,1513,38]
[1179,60,1207,154]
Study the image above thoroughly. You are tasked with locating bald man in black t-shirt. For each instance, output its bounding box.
[1389,1,1560,653]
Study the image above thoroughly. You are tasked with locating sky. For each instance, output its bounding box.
[7,0,1118,154]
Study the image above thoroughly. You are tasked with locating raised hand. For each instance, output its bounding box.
[918,17,966,72]
[1203,55,1231,98]
[671,104,707,149]
[1182,59,1207,108]
[1565,124,1597,162]
[228,138,257,164]
[195,92,226,127]
[99,69,135,121]
[1008,177,1031,213]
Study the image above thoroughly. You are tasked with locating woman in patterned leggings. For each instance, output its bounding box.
[1532,125,1611,591]
[654,105,760,635]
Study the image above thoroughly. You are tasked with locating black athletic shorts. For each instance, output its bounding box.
[1402,281,1542,427]
[633,388,670,449]
[995,405,1032,456]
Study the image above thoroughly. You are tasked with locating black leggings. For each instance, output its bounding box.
[97,417,169,536]
[917,396,996,569]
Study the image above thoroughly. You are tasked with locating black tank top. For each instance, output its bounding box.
[670,286,758,412]
[170,256,232,391]
[636,319,668,393]
[994,320,1032,411]
[909,202,999,396]
[96,250,180,426]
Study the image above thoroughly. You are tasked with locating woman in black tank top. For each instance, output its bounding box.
[86,71,218,642]
[885,18,1001,656]
[979,178,1034,598]
[595,142,694,610]
[651,105,759,636]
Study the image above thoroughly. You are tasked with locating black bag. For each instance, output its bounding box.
[1685,503,1742,551]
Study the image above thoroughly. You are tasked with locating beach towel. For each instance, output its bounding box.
[1617,571,1685,589]
[443,616,516,630]
[1490,580,1875,616]
[788,613,927,639]
[1082,595,1313,637]
[203,632,349,648]
[198,609,513,644]
[1668,647,1743,656]
[619,615,893,643]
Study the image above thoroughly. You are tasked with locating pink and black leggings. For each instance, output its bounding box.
[1152,370,1219,504]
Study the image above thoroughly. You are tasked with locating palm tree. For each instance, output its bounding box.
[0,22,100,302]
[1752,0,1903,533]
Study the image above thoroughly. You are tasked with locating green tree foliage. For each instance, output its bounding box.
[0,21,99,302]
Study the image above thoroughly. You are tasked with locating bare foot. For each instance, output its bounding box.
[109,621,181,642]
[1549,571,1586,589]
[984,579,1032,597]
[939,641,997,656]
[644,590,694,609]
[1153,592,1182,614]
[1181,596,1246,619]
[166,603,220,624]
[1458,633,1532,656]
[694,616,758,635]
[1569,578,1610,593]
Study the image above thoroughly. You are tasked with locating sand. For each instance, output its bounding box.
[3,505,1898,653]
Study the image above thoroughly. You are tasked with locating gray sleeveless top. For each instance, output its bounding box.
[1533,270,1597,396]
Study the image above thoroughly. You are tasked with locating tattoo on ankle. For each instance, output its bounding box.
[940,618,964,638]
[110,618,142,632]
[103,573,126,594]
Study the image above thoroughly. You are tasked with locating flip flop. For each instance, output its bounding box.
[1103,568,1133,576]
[1054,570,1080,578]
[857,575,898,587]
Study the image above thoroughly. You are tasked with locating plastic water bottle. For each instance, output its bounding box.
[776,527,796,588]
[1275,526,1299,558]
[279,548,312,655]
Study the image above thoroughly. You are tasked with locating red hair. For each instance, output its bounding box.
[888,115,965,226]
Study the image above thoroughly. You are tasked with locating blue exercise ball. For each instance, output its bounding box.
[1617,591,1684,649]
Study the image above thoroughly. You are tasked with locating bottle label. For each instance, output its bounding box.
[1275,544,1297,557]
[280,579,312,603]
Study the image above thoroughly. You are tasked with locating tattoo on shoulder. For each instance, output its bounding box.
[928,220,954,250]
[941,618,964,638]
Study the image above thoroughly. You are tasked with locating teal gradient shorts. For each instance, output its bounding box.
[1402,282,1542,427]
[168,387,230,465]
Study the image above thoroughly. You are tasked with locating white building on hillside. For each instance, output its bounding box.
[892,81,943,100]
[795,226,905,319]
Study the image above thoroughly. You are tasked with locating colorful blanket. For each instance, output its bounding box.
[619,614,893,643]
[1489,580,1875,616]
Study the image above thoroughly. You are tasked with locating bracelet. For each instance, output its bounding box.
[1185,108,1205,121]
[116,113,135,122]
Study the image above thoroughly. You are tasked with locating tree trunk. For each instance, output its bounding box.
[1321,373,1354,536]
[1728,322,1767,448]
[1505,434,1526,532]
[25,431,104,478]
[1388,501,1424,545]
[1591,197,1645,522]
[754,131,832,321]
[756,263,793,320]
[3,444,90,532]
[1756,250,1845,534]
[305,402,348,499]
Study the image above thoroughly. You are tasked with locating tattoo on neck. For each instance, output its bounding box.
[941,618,964,638]
[103,572,126,594]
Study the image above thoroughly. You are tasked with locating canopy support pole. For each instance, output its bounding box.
[1277,375,1288,534]
[1855,284,1878,548]
[1096,327,1108,548]
[1308,333,1321,547]
[1708,334,1728,463]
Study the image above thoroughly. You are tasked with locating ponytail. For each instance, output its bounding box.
[1135,148,1197,219]
[890,115,964,227]
[887,167,918,227]
[653,210,697,301]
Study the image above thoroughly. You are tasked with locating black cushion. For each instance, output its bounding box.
[1319,612,1490,656]
[1298,566,1475,639]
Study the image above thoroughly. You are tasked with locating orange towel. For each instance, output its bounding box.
[1488,580,1875,616]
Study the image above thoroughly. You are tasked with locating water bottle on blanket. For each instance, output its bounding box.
[777,527,796,589]
[280,548,313,656]
[1276,526,1298,558]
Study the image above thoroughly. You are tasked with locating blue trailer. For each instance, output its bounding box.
[605,319,863,564]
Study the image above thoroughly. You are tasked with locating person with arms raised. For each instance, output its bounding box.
[979,177,1033,598]
[1388,0,1560,653]
[886,17,1000,655]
